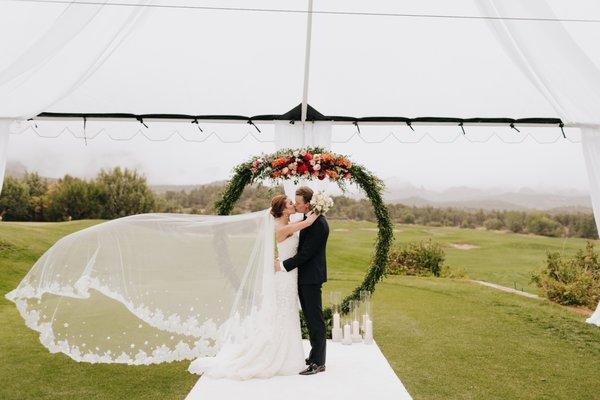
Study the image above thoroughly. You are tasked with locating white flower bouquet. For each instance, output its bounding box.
[310,191,334,215]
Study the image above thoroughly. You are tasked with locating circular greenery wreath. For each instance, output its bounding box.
[214,146,393,330]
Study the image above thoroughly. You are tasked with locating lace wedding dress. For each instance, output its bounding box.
[188,231,306,379]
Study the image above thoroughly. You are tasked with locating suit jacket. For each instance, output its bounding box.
[282,214,329,285]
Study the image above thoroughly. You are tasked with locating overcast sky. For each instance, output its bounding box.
[6,124,590,193]
[2,0,599,193]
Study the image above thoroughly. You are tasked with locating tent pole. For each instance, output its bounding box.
[301,0,314,124]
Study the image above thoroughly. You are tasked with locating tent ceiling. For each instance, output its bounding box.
[1,0,600,119]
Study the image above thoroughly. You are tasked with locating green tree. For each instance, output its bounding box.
[46,175,98,221]
[95,167,156,219]
[24,172,49,221]
[0,176,31,221]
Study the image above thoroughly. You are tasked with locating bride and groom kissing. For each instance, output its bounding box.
[189,186,329,379]
[273,186,329,376]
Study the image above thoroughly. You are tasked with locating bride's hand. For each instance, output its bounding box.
[274,259,282,272]
[306,211,318,225]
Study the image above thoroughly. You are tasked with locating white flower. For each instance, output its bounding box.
[310,192,334,215]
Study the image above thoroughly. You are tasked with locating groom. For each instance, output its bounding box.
[279,186,329,375]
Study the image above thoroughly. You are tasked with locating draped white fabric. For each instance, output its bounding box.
[0,1,150,118]
[0,0,149,194]
[479,0,600,321]
[0,121,9,194]
[5,210,277,364]
[582,130,600,326]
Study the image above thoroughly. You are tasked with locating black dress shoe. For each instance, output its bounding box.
[299,363,326,375]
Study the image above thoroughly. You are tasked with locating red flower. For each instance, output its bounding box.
[318,173,326,180]
[344,172,352,179]
[297,162,309,174]
[303,153,313,162]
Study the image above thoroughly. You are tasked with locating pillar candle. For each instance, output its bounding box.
[364,319,373,344]
[352,320,360,336]
[333,312,340,330]
[342,322,352,345]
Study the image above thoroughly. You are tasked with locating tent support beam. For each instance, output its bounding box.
[25,112,585,131]
[301,0,314,124]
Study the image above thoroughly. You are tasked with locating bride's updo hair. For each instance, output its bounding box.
[270,194,288,218]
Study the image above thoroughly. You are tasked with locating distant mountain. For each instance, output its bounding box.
[383,178,592,212]
[5,161,28,179]
[150,180,227,194]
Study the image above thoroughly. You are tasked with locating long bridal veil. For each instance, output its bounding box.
[5,209,277,365]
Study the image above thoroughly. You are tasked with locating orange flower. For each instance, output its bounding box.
[321,153,334,163]
[336,157,352,169]
[271,170,283,178]
[271,157,289,168]
[326,170,339,180]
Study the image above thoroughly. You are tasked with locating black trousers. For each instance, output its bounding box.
[298,283,326,366]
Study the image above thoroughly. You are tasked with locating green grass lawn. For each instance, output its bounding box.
[1,219,599,399]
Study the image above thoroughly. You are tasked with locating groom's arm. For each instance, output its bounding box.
[282,220,326,272]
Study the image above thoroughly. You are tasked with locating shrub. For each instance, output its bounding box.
[483,218,504,231]
[531,241,600,308]
[440,264,468,279]
[526,214,563,237]
[388,239,445,277]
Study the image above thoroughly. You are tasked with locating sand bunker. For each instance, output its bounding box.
[449,243,479,250]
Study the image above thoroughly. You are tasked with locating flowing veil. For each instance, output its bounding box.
[5,209,277,365]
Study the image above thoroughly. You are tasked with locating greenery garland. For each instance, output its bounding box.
[215,147,394,329]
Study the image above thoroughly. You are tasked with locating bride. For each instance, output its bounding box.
[188,194,318,379]
[5,192,317,379]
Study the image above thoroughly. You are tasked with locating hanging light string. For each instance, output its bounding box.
[9,122,581,144]
[4,0,600,24]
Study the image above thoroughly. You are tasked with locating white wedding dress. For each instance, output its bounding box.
[586,302,600,326]
[188,230,306,379]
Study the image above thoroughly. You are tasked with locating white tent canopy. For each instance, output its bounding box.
[0,1,600,233]
[0,0,599,119]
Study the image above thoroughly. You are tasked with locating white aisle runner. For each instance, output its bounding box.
[185,340,413,400]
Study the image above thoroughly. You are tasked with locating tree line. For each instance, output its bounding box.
[0,168,597,239]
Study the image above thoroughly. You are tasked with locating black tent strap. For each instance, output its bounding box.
[34,112,563,126]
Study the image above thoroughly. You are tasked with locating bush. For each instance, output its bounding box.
[531,241,600,308]
[440,264,468,279]
[388,239,445,277]
[526,214,563,237]
[483,218,504,231]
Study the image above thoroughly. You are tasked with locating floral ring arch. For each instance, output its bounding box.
[214,147,393,328]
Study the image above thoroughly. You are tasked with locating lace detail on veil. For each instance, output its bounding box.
[5,209,276,366]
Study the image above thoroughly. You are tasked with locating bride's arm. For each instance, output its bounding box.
[275,212,318,242]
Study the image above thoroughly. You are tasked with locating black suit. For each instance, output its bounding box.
[283,214,329,366]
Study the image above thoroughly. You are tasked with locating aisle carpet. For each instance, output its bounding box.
[186,340,412,400]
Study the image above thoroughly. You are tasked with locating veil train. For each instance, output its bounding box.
[5,210,276,365]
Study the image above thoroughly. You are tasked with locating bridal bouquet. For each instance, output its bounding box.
[310,191,334,215]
